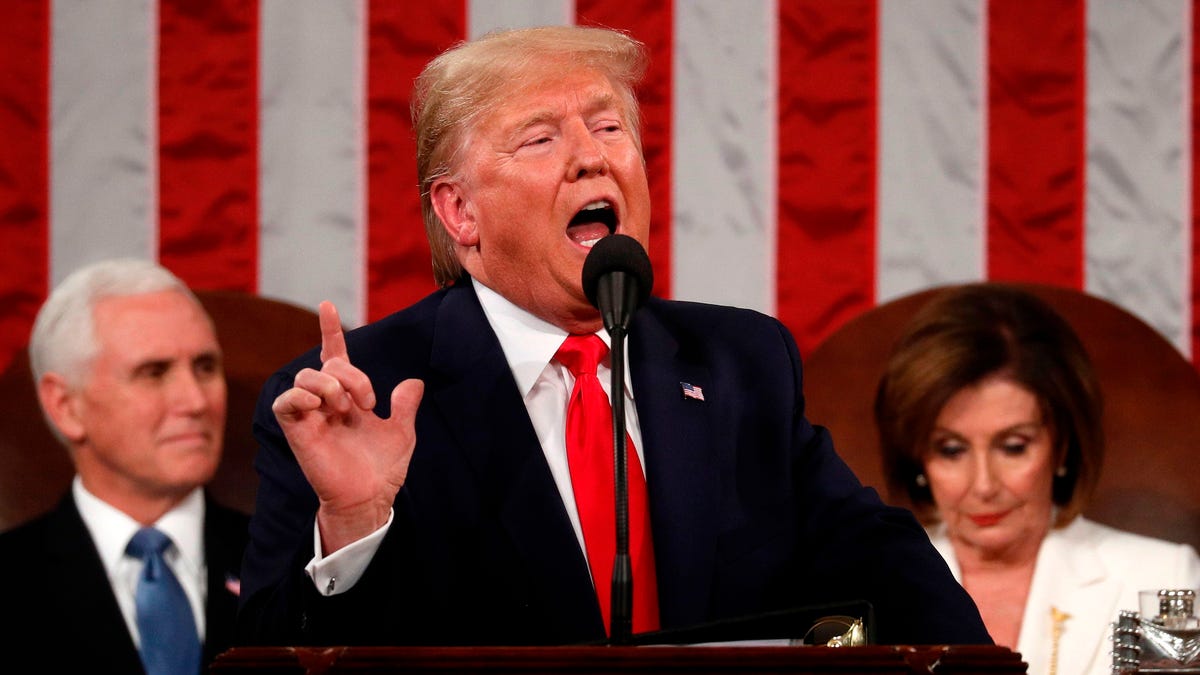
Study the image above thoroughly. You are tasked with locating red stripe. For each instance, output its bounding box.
[1193,2,1200,365]
[776,0,878,357]
[576,0,674,300]
[0,1,49,373]
[158,0,259,291]
[986,0,1085,287]
[365,1,464,322]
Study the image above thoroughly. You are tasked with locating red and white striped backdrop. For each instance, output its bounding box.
[2,0,1198,375]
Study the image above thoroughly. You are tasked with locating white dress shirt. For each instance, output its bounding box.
[74,477,208,645]
[306,277,646,595]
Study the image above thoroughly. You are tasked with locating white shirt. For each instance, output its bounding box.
[73,477,208,645]
[306,278,646,595]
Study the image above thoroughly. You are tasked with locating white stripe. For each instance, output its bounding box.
[877,0,984,303]
[671,0,775,315]
[50,0,156,283]
[259,0,366,326]
[1185,0,1194,360]
[1085,0,1190,354]
[468,0,571,38]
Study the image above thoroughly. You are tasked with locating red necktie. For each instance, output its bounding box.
[556,334,660,635]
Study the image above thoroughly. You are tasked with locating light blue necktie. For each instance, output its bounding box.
[126,527,201,675]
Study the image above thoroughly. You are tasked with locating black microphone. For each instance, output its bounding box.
[581,234,653,645]
[582,234,653,336]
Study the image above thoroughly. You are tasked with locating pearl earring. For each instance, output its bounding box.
[915,473,928,488]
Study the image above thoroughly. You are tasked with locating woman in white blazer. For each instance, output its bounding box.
[875,283,1200,675]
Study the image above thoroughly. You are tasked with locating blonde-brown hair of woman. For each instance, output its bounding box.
[874,283,1103,527]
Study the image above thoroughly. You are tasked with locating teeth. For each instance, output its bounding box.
[582,237,602,248]
[581,200,611,211]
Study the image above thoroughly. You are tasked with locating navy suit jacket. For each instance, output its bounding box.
[0,492,248,673]
[238,280,990,646]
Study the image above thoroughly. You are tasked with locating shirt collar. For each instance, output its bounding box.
[74,476,206,573]
[471,278,629,398]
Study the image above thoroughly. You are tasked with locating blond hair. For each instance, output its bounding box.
[412,25,649,286]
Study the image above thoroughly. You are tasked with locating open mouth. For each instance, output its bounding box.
[566,200,617,248]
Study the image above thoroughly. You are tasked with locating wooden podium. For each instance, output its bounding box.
[211,645,1025,674]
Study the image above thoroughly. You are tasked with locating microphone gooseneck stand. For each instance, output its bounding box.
[596,270,639,644]
[583,234,653,645]
[608,321,633,645]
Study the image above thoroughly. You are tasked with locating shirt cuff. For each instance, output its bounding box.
[304,508,393,596]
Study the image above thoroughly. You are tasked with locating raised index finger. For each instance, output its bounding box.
[318,300,349,364]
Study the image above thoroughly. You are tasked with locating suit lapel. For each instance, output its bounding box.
[45,495,145,672]
[1022,524,1121,675]
[427,284,603,638]
[628,303,719,629]
[203,499,248,663]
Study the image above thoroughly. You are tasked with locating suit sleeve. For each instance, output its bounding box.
[772,318,993,645]
[235,365,326,644]
[236,361,436,646]
[236,362,406,645]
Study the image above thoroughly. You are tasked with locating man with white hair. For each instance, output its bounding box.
[0,258,248,675]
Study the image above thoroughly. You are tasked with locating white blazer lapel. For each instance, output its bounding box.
[1020,522,1122,675]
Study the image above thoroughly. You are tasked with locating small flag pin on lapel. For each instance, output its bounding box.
[680,382,705,401]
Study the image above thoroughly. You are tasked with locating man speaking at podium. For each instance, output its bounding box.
[238,25,990,648]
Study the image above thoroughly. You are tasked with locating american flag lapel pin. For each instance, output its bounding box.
[680,382,705,401]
